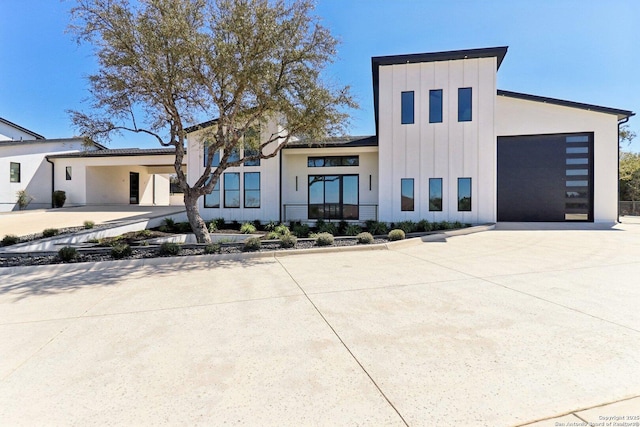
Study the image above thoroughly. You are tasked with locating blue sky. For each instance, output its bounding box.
[1,0,639,151]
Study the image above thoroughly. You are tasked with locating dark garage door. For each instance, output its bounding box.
[497,133,593,222]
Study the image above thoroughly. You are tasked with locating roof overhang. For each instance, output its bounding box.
[0,116,46,140]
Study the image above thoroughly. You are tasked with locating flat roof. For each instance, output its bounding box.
[285,135,377,149]
[372,46,509,133]
[497,90,635,120]
[47,147,178,159]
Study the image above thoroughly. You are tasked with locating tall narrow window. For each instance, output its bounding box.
[204,178,220,208]
[429,178,443,211]
[224,172,240,208]
[10,162,20,183]
[244,126,261,166]
[401,91,414,124]
[401,178,414,211]
[458,178,472,211]
[65,166,72,181]
[228,147,240,163]
[429,89,443,123]
[458,87,472,122]
[244,172,260,208]
[203,144,220,167]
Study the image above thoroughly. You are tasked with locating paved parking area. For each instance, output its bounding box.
[1,224,639,426]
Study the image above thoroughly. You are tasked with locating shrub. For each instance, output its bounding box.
[17,190,34,210]
[163,217,176,231]
[42,228,59,238]
[58,246,77,262]
[243,236,262,251]
[230,220,240,230]
[317,221,337,235]
[438,221,452,230]
[365,220,388,235]
[338,220,349,235]
[204,243,220,254]
[213,217,226,230]
[240,222,257,234]
[265,231,280,240]
[315,232,334,246]
[208,221,218,233]
[158,225,169,232]
[159,242,181,256]
[137,229,152,238]
[111,243,132,259]
[83,220,95,229]
[388,229,406,241]
[176,222,191,233]
[265,221,278,232]
[314,218,325,231]
[291,222,310,238]
[416,219,432,232]
[279,234,297,248]
[253,219,262,230]
[344,224,362,236]
[52,190,66,208]
[453,221,463,229]
[274,224,290,236]
[1,234,19,246]
[356,232,374,244]
[396,220,416,234]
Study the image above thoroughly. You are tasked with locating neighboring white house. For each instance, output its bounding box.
[187,46,634,224]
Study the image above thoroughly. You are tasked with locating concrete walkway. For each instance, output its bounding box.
[1,224,639,425]
[0,205,185,237]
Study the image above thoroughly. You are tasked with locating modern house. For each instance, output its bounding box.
[0,116,185,211]
[186,46,634,224]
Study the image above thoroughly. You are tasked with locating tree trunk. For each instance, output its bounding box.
[184,191,211,244]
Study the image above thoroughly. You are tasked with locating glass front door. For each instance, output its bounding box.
[308,175,359,220]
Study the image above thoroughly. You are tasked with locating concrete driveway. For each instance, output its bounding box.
[1,224,639,426]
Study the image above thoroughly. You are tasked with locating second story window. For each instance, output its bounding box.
[429,89,443,123]
[458,87,472,122]
[401,91,414,124]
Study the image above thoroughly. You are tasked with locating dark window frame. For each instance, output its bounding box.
[10,162,20,183]
[429,178,443,211]
[458,87,472,122]
[203,177,220,208]
[244,172,260,208]
[65,166,72,181]
[429,89,443,123]
[401,178,414,211]
[401,91,415,124]
[308,174,359,220]
[307,156,359,168]
[458,177,472,211]
[203,144,220,167]
[223,172,240,208]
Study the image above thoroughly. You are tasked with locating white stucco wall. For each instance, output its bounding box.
[377,56,498,224]
[281,147,379,222]
[495,95,621,222]
[0,139,88,211]
[0,121,41,142]
[187,120,282,222]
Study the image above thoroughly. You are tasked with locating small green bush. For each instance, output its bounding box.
[243,236,262,251]
[253,219,262,230]
[365,220,388,235]
[83,220,95,229]
[158,225,169,232]
[1,234,19,246]
[176,222,192,233]
[208,221,218,233]
[356,232,374,244]
[58,246,77,262]
[438,221,452,230]
[317,221,338,235]
[315,232,334,246]
[344,224,362,236]
[240,222,257,234]
[396,220,416,234]
[265,221,278,231]
[388,229,406,241]
[230,220,240,230]
[291,223,310,238]
[52,190,66,208]
[265,231,280,240]
[453,221,463,229]
[213,217,226,230]
[416,219,432,232]
[17,190,34,210]
[138,229,152,238]
[204,243,220,254]
[338,220,349,235]
[279,234,297,248]
[274,224,290,236]
[111,243,132,259]
[42,228,59,238]
[163,217,176,231]
[159,242,181,256]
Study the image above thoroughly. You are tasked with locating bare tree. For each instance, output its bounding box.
[69,0,355,242]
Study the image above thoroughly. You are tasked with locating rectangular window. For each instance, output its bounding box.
[308,175,359,220]
[65,166,72,181]
[458,87,472,122]
[244,126,261,166]
[458,178,472,211]
[203,144,220,167]
[307,156,359,167]
[10,162,20,183]
[401,178,414,211]
[228,147,240,163]
[224,172,240,208]
[401,91,414,124]
[429,178,443,211]
[429,89,443,123]
[204,178,220,208]
[244,172,260,208]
